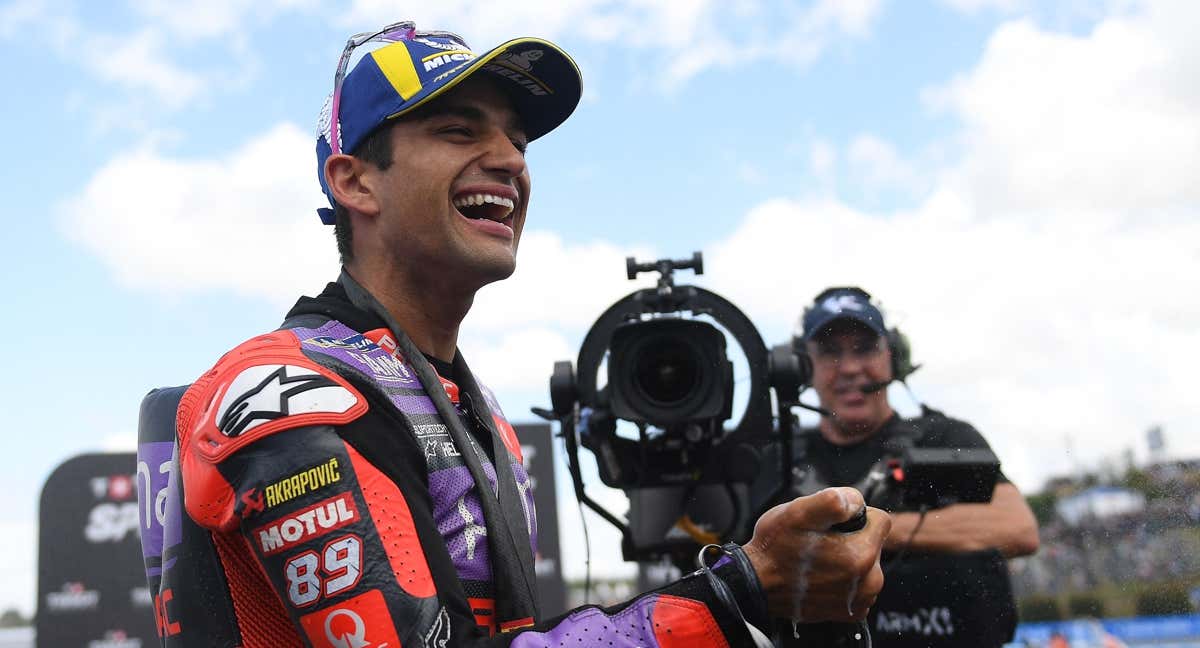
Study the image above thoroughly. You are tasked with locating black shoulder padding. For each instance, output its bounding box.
[139,385,190,445]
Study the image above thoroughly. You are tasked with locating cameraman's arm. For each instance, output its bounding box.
[884,482,1039,557]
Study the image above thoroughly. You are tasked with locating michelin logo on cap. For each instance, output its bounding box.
[424,51,477,72]
[496,49,543,71]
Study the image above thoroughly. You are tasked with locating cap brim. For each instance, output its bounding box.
[384,37,582,142]
[804,311,887,340]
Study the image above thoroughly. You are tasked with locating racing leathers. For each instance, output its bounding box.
[137,272,769,647]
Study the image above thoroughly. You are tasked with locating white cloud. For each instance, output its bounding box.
[847,134,924,193]
[0,7,206,109]
[925,2,1200,220]
[468,231,655,332]
[460,328,575,394]
[1,0,305,113]
[8,0,880,122]
[100,431,138,453]
[938,0,1139,22]
[60,134,659,341]
[59,123,338,304]
[343,0,605,47]
[0,0,45,38]
[457,233,659,411]
[811,0,882,35]
[84,30,206,108]
[344,0,884,87]
[129,0,314,41]
[794,0,884,41]
[939,0,1028,13]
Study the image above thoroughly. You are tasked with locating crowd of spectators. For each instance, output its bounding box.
[1011,461,1200,604]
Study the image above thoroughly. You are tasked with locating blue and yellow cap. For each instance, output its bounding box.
[316,28,583,224]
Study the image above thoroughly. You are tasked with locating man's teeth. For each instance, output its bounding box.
[453,194,515,210]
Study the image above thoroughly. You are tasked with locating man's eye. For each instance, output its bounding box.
[511,139,528,155]
[854,341,883,355]
[440,125,473,137]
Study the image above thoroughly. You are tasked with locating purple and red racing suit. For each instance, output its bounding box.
[136,274,769,647]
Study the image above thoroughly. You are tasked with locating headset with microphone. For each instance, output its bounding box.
[861,327,917,393]
[791,287,920,414]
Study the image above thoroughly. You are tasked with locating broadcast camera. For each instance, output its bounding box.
[540,252,1001,566]
[539,253,776,564]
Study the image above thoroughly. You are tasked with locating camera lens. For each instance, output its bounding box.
[633,338,701,406]
[608,318,729,425]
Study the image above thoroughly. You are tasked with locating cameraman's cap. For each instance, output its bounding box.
[802,287,887,340]
[316,24,583,224]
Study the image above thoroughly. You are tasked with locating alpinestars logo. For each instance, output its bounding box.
[216,365,355,437]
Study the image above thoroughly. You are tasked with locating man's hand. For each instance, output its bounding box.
[743,487,890,621]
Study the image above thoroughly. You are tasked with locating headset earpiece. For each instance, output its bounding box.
[886,326,918,383]
[791,315,813,387]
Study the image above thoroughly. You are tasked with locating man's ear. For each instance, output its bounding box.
[324,154,381,217]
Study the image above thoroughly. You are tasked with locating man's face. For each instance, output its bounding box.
[365,76,531,287]
[806,320,893,439]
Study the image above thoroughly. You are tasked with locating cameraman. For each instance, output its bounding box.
[778,287,1038,647]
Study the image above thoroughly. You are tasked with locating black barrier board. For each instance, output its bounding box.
[38,452,155,647]
[515,423,566,616]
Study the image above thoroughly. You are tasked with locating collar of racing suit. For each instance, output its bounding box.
[282,270,542,629]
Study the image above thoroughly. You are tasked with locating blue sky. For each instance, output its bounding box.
[2,0,1197,617]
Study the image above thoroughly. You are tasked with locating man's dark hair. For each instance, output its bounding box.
[333,122,397,264]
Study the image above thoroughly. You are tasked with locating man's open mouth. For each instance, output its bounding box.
[453,193,515,222]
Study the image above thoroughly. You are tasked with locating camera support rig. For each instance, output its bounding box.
[543,252,806,565]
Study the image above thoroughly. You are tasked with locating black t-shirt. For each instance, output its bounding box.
[777,411,1019,648]
[424,354,455,380]
[806,412,1009,489]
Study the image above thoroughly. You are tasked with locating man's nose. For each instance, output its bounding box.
[835,352,867,373]
[481,130,527,178]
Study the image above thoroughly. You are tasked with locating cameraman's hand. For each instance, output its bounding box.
[743,487,889,622]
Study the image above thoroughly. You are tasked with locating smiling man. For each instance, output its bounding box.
[781,286,1039,648]
[139,23,891,648]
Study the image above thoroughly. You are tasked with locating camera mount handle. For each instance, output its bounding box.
[626,251,704,297]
